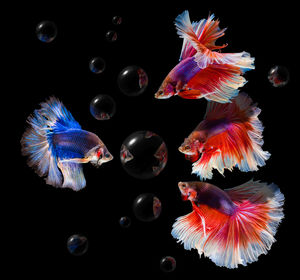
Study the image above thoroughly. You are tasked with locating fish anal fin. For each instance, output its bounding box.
[171,210,206,251]
[178,89,202,99]
[57,161,86,191]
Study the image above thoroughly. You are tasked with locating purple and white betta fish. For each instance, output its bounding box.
[21,97,113,191]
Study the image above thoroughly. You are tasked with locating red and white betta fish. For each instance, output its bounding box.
[172,180,284,268]
[155,11,254,103]
[21,97,113,191]
[179,92,270,180]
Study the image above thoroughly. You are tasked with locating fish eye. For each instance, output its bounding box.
[105,153,110,158]
[180,183,187,189]
[185,145,191,150]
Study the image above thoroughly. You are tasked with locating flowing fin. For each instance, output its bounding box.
[172,180,284,269]
[178,89,203,99]
[207,180,284,268]
[39,97,81,131]
[195,14,227,50]
[21,123,63,187]
[178,64,245,102]
[57,161,86,191]
[195,50,255,71]
[175,10,209,61]
[21,97,82,188]
[175,11,227,61]
[171,210,207,251]
[174,11,254,70]
[172,202,229,252]
[192,93,270,180]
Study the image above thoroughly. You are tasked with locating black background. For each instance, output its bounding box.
[7,1,298,278]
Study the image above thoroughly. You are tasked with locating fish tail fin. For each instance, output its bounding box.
[21,97,80,187]
[172,181,284,268]
[191,93,270,179]
[226,92,271,171]
[233,52,255,73]
[185,64,246,103]
[215,180,284,268]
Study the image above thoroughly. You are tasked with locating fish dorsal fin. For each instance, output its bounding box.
[175,11,254,71]
[175,11,227,61]
[40,97,81,130]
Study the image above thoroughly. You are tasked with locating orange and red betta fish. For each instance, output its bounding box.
[172,180,284,268]
[179,92,270,180]
[155,11,254,102]
[21,97,113,191]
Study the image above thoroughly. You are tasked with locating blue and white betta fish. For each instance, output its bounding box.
[21,97,113,191]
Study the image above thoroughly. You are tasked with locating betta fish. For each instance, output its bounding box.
[21,97,113,191]
[155,11,254,103]
[179,92,270,180]
[172,180,284,268]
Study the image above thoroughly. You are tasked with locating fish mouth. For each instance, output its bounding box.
[178,145,199,156]
[97,154,114,166]
[178,146,193,155]
[178,146,185,153]
[154,91,171,99]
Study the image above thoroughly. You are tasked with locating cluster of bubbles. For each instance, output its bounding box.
[89,66,148,120]
[105,15,122,42]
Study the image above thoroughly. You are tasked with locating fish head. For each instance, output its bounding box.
[178,138,202,155]
[154,77,176,99]
[178,182,198,202]
[97,145,113,166]
[88,144,113,166]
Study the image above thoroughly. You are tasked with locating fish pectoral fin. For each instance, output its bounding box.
[57,160,86,191]
[185,153,200,163]
[178,89,202,99]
